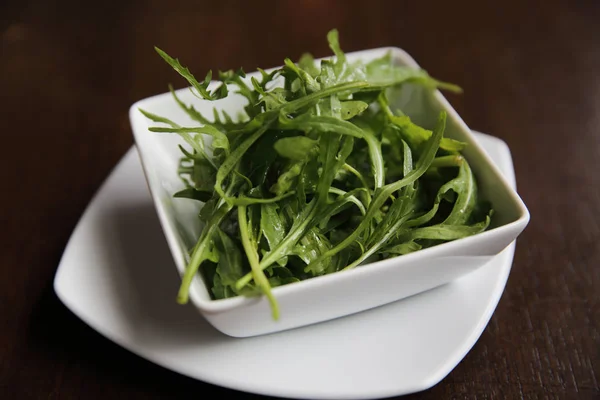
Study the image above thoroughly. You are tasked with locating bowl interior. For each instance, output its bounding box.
[129,47,528,305]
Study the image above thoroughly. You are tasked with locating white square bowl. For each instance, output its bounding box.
[128,47,530,338]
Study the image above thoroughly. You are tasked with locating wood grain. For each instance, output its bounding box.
[1,0,599,398]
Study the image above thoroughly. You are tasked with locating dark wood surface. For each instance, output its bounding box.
[2,0,599,398]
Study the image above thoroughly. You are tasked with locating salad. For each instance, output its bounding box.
[141,30,492,320]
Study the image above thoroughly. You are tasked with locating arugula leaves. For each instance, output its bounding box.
[142,30,492,320]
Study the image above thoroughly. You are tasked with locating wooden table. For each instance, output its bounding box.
[2,0,599,398]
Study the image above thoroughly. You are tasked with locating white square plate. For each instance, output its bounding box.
[54,131,518,399]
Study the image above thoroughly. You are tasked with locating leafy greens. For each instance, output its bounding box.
[141,30,492,320]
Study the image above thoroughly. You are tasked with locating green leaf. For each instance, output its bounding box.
[212,272,225,299]
[237,204,279,320]
[346,177,418,270]
[340,100,369,120]
[308,111,447,270]
[298,53,320,78]
[278,114,384,189]
[378,93,466,153]
[316,132,342,201]
[295,228,333,275]
[280,81,369,116]
[317,59,338,89]
[189,157,216,191]
[260,203,289,267]
[177,201,233,304]
[155,47,227,101]
[384,241,422,255]
[327,29,346,72]
[173,187,212,202]
[214,228,245,288]
[365,52,462,93]
[283,58,320,94]
[218,68,261,118]
[404,157,474,228]
[442,160,477,225]
[260,204,287,248]
[149,126,229,154]
[270,160,305,196]
[402,215,491,242]
[214,115,277,199]
[274,136,319,161]
[269,276,300,287]
[139,108,180,127]
[169,85,214,126]
[231,191,296,206]
[235,198,320,290]
[328,187,367,216]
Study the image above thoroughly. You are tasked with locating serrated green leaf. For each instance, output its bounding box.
[154,47,226,100]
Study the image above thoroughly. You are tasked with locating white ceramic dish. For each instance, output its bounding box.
[128,47,529,337]
[53,132,517,399]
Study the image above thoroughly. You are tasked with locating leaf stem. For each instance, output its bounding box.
[176,202,232,304]
[237,205,279,320]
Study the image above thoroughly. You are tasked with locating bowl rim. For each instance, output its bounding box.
[128,46,530,314]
